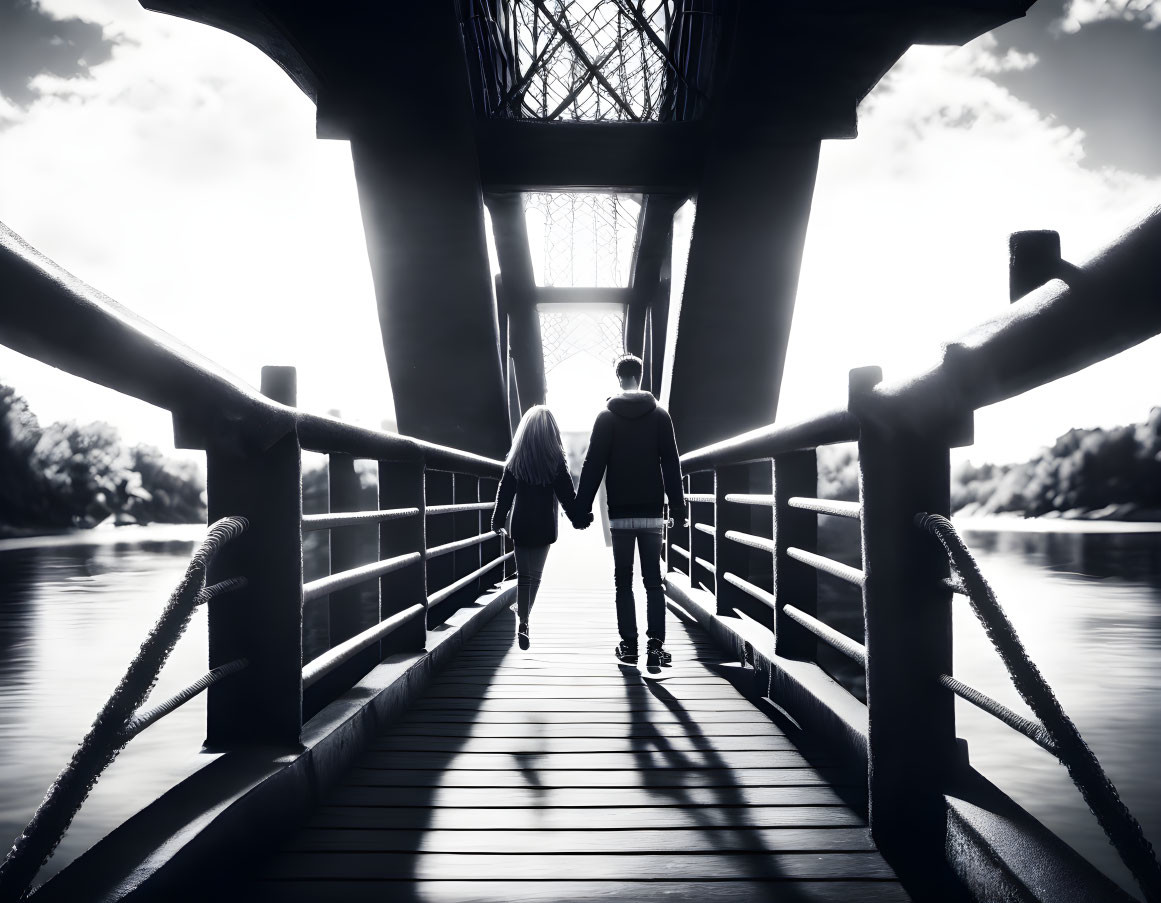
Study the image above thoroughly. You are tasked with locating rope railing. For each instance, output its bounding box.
[917,512,1161,903]
[302,604,426,689]
[426,531,497,561]
[302,552,422,603]
[787,497,861,519]
[786,547,866,588]
[428,552,513,607]
[301,508,420,531]
[784,604,867,666]
[0,516,248,902]
[122,658,250,740]
[724,493,776,506]
[936,673,1054,755]
[426,502,495,515]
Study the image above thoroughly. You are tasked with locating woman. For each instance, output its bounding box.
[491,405,591,649]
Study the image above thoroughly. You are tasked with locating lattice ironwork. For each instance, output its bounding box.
[539,307,625,374]
[462,0,719,121]
[525,192,640,287]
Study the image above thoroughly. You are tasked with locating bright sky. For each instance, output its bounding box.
[0,0,1159,465]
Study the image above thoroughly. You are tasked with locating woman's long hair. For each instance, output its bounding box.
[505,405,567,486]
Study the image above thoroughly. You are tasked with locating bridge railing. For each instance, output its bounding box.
[0,221,515,897]
[669,206,1161,901]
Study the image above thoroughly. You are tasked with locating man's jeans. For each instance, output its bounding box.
[611,527,665,648]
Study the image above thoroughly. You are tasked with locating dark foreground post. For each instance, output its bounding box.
[204,366,303,748]
[851,366,958,888]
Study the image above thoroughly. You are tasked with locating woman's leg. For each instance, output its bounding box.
[514,544,550,625]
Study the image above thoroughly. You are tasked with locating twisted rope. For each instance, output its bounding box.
[0,516,248,902]
[917,512,1161,903]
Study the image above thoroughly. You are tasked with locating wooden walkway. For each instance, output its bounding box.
[247,531,909,902]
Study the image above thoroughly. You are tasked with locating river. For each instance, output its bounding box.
[0,521,1158,897]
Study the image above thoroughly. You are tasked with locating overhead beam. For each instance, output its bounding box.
[535,287,633,307]
[476,121,710,193]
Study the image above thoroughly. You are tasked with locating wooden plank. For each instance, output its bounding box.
[249,879,910,903]
[343,768,851,789]
[409,698,764,712]
[370,736,799,753]
[421,685,756,699]
[308,805,866,831]
[383,721,792,738]
[323,785,851,808]
[287,827,877,853]
[391,709,778,723]
[358,751,815,771]
[262,851,899,881]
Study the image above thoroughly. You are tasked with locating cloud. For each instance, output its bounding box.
[0,0,392,451]
[1058,0,1161,32]
[778,37,1161,465]
[0,0,119,110]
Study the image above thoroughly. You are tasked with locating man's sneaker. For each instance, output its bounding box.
[614,642,638,664]
[647,643,673,667]
[517,620,530,651]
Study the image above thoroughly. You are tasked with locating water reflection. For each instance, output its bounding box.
[0,527,210,887]
[956,527,1161,901]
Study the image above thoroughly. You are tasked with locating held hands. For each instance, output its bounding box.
[570,510,594,530]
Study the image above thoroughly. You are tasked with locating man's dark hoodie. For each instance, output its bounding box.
[576,391,685,524]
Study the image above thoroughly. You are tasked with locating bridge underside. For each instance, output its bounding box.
[141,0,1033,456]
[236,528,906,902]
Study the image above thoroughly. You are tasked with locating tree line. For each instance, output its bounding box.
[0,382,206,534]
[818,406,1161,521]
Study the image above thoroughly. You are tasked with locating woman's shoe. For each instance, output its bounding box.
[614,642,638,664]
[518,620,530,650]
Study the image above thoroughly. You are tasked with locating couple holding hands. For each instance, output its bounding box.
[490,354,687,667]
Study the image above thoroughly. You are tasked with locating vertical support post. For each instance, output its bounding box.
[204,367,302,748]
[425,470,456,623]
[689,470,714,593]
[328,454,376,648]
[379,460,427,653]
[714,463,752,618]
[454,474,481,594]
[851,366,956,872]
[667,473,691,577]
[479,476,504,587]
[773,450,819,659]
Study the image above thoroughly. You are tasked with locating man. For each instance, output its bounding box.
[575,354,687,667]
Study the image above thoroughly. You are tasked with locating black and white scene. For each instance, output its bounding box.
[1,0,1160,900]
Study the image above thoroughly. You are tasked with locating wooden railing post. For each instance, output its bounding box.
[773,450,819,660]
[851,365,956,867]
[454,474,481,595]
[714,463,752,618]
[328,453,378,670]
[204,366,303,748]
[689,471,714,593]
[378,460,427,653]
[425,470,455,619]
[666,474,692,578]
[481,476,504,586]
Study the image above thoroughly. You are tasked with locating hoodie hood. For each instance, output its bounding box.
[607,390,657,419]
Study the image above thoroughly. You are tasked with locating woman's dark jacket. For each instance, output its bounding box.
[490,463,580,547]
